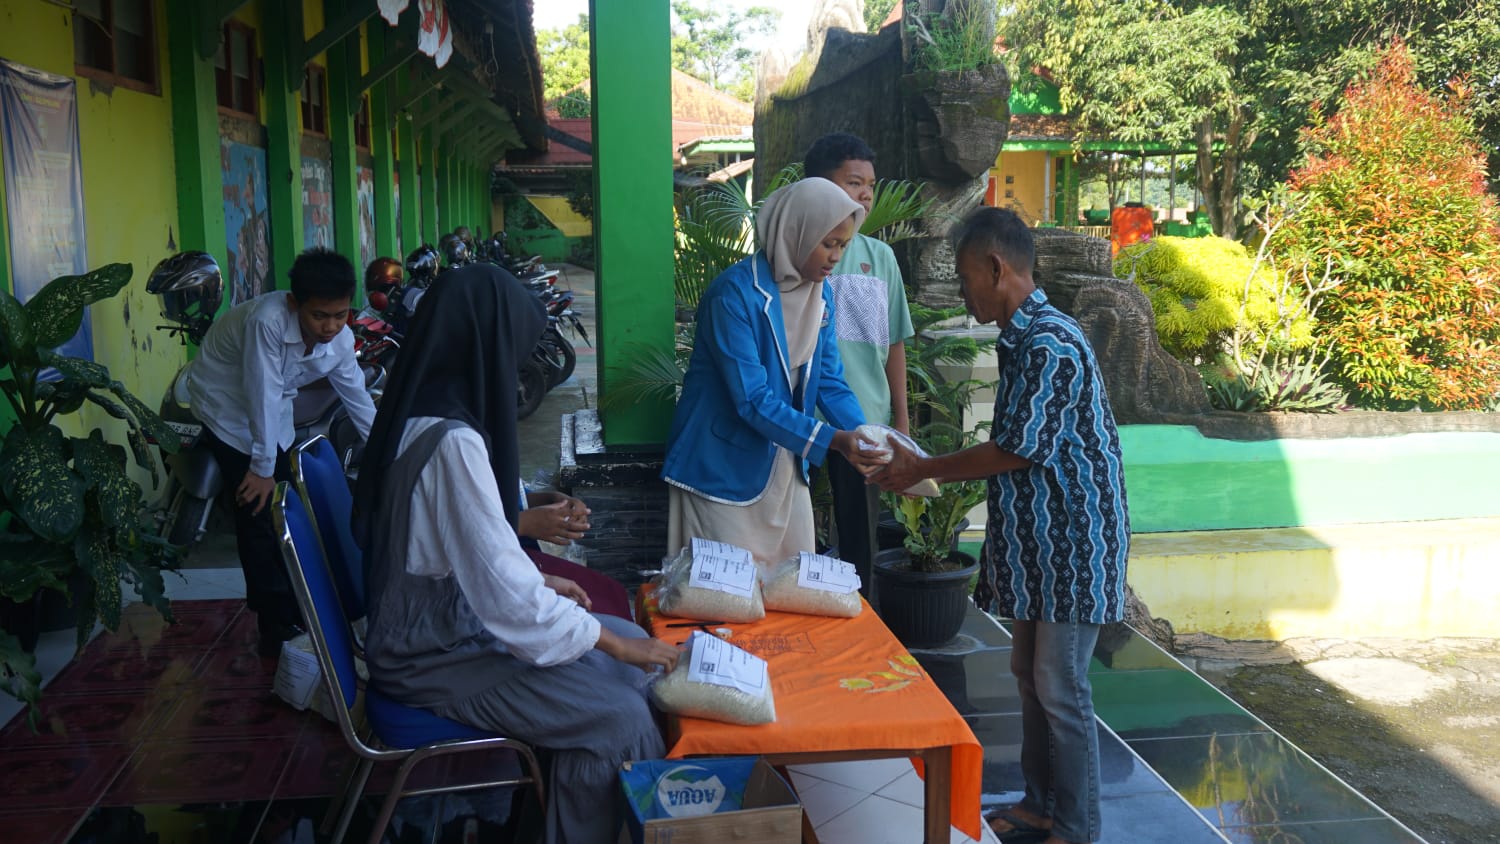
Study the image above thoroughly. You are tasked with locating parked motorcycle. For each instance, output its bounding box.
[145,252,384,548]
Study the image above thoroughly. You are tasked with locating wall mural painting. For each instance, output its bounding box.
[301,156,335,250]
[357,166,376,270]
[220,140,271,307]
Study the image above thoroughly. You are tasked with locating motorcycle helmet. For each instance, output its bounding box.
[364,256,403,295]
[439,233,471,268]
[405,245,440,284]
[146,251,223,342]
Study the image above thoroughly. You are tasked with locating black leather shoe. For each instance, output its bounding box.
[258,618,307,658]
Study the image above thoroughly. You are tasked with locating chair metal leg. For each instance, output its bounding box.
[331,757,374,844]
[367,751,428,844]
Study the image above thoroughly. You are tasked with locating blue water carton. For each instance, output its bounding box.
[619,757,802,843]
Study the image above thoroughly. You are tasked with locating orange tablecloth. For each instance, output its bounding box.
[639,585,984,841]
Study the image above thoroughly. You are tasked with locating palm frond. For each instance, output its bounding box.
[863,179,936,245]
[599,344,687,411]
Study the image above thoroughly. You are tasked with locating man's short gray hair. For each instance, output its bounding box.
[951,207,1036,274]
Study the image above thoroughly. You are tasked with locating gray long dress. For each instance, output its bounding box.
[365,419,664,844]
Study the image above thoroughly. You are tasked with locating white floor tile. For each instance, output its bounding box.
[816,795,922,843]
[875,768,926,808]
[799,778,877,827]
[790,757,912,793]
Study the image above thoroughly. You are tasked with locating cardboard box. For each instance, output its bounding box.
[620,757,802,844]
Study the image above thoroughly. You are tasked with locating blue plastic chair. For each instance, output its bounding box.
[272,484,545,844]
[291,436,366,619]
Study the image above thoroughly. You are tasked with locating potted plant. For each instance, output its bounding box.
[0,264,180,721]
[873,476,985,648]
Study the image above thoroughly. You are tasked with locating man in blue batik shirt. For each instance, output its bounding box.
[874,208,1129,844]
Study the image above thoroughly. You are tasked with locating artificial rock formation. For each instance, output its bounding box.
[1031,229,1213,424]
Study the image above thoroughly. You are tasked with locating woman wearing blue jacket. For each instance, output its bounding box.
[664,177,887,566]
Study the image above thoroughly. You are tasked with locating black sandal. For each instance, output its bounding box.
[985,809,1050,843]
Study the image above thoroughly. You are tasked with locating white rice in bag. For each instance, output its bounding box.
[760,553,862,618]
[855,423,941,496]
[651,631,776,726]
[655,540,766,623]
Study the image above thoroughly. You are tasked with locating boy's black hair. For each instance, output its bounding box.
[289,247,357,303]
[952,207,1036,274]
[804,132,877,180]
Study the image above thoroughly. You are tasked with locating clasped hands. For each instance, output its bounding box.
[831,430,929,494]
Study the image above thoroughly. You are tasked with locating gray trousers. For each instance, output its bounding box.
[433,615,664,844]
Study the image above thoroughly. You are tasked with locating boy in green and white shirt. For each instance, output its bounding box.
[805,133,915,590]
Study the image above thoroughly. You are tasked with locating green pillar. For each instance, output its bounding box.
[166,0,228,286]
[325,0,361,285]
[436,137,450,236]
[397,119,420,254]
[422,124,439,244]
[262,0,305,289]
[368,27,399,260]
[591,0,675,446]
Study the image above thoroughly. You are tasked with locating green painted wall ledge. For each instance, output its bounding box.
[1120,424,1500,533]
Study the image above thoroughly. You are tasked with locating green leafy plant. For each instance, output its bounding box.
[882,303,988,573]
[1277,41,1500,410]
[1201,354,1348,413]
[0,264,180,718]
[1114,236,1315,361]
[909,0,999,74]
[885,479,986,573]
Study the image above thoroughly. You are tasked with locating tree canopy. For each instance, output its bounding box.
[1001,0,1500,237]
[537,13,591,117]
[670,0,780,101]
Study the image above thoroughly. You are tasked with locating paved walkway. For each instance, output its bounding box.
[1176,633,1500,843]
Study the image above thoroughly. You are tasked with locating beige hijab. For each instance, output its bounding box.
[756,178,866,369]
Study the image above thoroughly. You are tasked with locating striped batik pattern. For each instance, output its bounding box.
[983,289,1130,625]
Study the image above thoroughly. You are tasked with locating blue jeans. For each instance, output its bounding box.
[1011,620,1102,843]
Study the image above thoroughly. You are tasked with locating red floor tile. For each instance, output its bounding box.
[91,601,240,653]
[0,744,132,811]
[0,690,176,748]
[104,737,293,805]
[46,644,203,696]
[155,688,313,741]
[0,809,86,844]
[195,640,279,689]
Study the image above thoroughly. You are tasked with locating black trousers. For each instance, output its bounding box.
[826,451,880,597]
[201,428,300,627]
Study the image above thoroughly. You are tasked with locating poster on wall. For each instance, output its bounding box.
[394,174,403,257]
[221,140,271,307]
[301,156,334,250]
[357,166,376,270]
[0,58,93,361]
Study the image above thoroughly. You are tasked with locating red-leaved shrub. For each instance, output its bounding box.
[1279,41,1500,410]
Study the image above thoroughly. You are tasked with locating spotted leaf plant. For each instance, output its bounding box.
[0,263,180,721]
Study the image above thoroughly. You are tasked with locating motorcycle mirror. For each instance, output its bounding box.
[369,291,390,311]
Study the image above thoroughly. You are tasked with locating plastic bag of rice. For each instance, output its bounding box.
[655,538,766,623]
[651,630,776,725]
[855,423,941,496]
[760,552,863,618]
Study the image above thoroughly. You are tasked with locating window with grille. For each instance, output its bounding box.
[74,0,159,93]
[214,22,258,118]
[301,65,328,136]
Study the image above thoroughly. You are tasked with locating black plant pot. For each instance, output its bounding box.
[872,548,979,649]
[0,596,42,653]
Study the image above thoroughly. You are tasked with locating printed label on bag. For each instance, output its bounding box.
[686,630,769,696]
[797,551,861,594]
[689,554,757,599]
[691,537,753,564]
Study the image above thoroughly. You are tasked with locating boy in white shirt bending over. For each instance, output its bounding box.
[188,248,376,654]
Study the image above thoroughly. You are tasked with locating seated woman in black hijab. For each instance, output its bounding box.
[353,264,679,844]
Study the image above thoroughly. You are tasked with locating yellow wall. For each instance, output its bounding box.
[0,1,188,485]
[990,150,1049,225]
[1129,519,1500,639]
